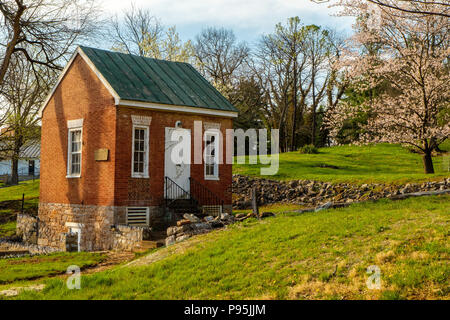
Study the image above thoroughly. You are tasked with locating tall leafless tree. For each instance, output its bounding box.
[107,5,194,62]
[252,18,311,151]
[304,25,334,146]
[108,4,163,57]
[0,56,55,184]
[194,27,250,102]
[0,0,100,88]
[252,18,345,150]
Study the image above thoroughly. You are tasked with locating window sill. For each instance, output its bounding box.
[131,175,150,179]
[205,176,220,181]
[66,175,81,179]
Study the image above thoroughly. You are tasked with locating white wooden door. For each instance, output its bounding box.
[165,127,191,198]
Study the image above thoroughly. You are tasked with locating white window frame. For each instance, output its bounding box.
[131,124,150,178]
[204,130,220,181]
[66,121,83,179]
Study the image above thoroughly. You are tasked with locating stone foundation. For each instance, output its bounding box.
[37,203,176,251]
[37,203,116,251]
[36,202,233,252]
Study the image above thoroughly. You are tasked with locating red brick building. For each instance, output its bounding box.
[37,46,237,251]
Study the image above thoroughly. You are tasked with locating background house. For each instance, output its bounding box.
[0,140,40,183]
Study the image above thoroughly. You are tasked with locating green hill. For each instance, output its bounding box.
[233,143,450,184]
[13,195,449,300]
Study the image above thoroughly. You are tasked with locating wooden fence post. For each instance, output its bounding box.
[21,193,25,214]
[252,186,260,219]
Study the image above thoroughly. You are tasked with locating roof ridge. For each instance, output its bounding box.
[77,46,238,113]
[79,45,191,66]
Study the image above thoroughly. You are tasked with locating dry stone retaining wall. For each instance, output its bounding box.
[233,175,450,209]
[16,214,38,244]
[0,240,61,257]
[111,225,148,251]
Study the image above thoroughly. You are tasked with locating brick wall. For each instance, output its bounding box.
[40,55,117,207]
[41,55,234,208]
[114,107,233,207]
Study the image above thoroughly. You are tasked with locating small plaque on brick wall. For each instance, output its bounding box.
[95,149,109,161]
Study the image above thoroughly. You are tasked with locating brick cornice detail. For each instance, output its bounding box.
[132,115,152,126]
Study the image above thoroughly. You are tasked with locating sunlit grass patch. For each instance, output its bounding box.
[12,195,449,300]
[234,143,450,184]
[0,252,106,285]
[0,221,16,238]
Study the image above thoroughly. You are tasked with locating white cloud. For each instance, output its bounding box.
[101,0,353,42]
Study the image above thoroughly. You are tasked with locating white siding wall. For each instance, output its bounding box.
[0,159,40,176]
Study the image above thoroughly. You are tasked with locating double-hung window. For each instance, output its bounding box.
[67,120,83,178]
[132,125,149,178]
[204,131,219,180]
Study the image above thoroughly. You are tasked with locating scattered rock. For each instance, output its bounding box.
[183,214,200,223]
[220,213,231,220]
[177,219,191,227]
[175,235,190,242]
[260,212,275,219]
[209,221,224,229]
[315,202,333,212]
[0,240,61,258]
[165,235,176,246]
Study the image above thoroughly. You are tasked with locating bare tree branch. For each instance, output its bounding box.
[0,0,101,87]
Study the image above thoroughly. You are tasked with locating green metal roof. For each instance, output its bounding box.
[79,46,238,113]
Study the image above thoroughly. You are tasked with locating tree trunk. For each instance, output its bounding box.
[422,151,435,174]
[11,157,19,185]
[291,56,298,151]
[11,138,23,185]
[311,59,317,146]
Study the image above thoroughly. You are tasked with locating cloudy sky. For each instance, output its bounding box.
[101,0,355,45]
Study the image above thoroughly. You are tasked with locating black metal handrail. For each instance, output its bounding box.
[189,177,224,209]
[164,176,197,207]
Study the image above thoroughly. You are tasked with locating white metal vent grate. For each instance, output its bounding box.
[126,207,150,226]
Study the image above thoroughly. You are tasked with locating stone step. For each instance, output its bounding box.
[135,240,164,251]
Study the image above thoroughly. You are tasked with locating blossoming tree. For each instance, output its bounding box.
[327,1,449,173]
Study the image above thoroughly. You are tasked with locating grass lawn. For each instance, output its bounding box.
[13,195,449,300]
[0,222,16,238]
[234,143,450,184]
[0,252,106,285]
[0,180,40,238]
[233,203,307,215]
[0,179,40,202]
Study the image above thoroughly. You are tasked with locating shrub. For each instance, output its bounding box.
[299,144,319,154]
